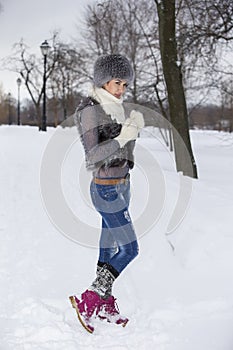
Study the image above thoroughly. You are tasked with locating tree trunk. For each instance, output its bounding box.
[36,104,42,130]
[156,0,198,178]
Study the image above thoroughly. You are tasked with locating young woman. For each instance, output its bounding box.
[70,54,144,333]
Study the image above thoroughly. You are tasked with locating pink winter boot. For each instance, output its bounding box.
[98,295,129,327]
[70,265,129,332]
[69,290,104,333]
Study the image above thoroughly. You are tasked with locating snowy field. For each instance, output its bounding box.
[1,125,233,350]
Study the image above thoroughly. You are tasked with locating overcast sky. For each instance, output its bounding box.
[0,0,93,99]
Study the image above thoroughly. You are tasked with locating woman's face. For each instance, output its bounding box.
[103,79,128,99]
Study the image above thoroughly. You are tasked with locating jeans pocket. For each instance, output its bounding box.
[97,184,118,202]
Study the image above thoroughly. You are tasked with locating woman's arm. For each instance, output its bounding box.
[80,106,120,168]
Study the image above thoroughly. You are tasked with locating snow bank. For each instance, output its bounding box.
[1,125,233,349]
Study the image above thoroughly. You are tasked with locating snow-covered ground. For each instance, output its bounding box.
[1,125,233,350]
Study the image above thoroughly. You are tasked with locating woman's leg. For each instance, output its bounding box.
[98,218,118,265]
[99,206,139,274]
[90,181,139,275]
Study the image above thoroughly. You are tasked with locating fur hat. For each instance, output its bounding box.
[93,54,134,87]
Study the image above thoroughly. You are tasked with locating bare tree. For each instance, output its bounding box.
[83,0,160,103]
[5,35,59,130]
[155,0,198,178]
[219,77,233,132]
[0,84,9,124]
[4,33,84,129]
[176,0,233,102]
[50,43,85,121]
[93,0,233,108]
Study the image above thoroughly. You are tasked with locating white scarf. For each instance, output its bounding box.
[90,87,125,124]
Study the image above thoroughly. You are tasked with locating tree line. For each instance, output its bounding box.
[1,92,231,132]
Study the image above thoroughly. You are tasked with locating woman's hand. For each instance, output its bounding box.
[129,110,145,130]
[114,110,144,148]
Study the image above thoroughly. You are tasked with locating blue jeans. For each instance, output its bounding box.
[90,179,139,274]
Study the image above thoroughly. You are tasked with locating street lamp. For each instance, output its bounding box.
[16,77,22,125]
[40,40,50,131]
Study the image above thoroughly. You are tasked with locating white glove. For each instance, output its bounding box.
[129,110,145,130]
[115,110,144,148]
[114,118,139,148]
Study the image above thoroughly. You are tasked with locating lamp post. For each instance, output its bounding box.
[40,40,50,131]
[16,77,22,125]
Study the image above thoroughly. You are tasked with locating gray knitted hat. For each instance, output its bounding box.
[93,54,134,87]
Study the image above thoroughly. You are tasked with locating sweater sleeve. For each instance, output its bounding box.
[80,105,120,168]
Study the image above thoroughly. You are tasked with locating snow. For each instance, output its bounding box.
[1,125,233,349]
